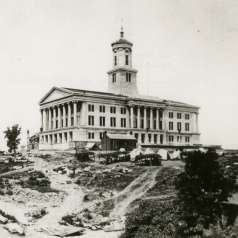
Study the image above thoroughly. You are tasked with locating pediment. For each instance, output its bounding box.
[40,87,72,104]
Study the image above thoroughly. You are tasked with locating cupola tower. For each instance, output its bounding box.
[108,28,138,95]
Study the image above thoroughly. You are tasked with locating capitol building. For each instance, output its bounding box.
[39,29,200,150]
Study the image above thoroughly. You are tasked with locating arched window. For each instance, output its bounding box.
[125,55,129,65]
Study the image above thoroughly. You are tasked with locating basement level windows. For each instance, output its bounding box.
[126,72,131,82]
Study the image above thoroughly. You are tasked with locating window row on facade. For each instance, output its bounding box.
[168,122,190,132]
[168,111,190,120]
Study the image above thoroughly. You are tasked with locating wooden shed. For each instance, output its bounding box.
[101,133,137,151]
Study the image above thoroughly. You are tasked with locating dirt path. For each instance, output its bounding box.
[26,158,84,236]
[110,167,160,218]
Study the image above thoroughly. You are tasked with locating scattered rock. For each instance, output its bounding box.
[4,223,25,236]
[104,221,124,232]
[0,214,8,224]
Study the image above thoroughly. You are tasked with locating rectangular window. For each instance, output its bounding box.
[177,122,181,131]
[148,134,151,143]
[88,132,94,139]
[120,107,126,114]
[185,114,190,120]
[169,135,174,142]
[110,117,116,127]
[141,134,145,143]
[169,112,173,118]
[110,106,116,113]
[185,136,190,143]
[114,56,117,66]
[185,123,190,131]
[135,133,138,141]
[121,118,126,128]
[154,134,157,144]
[169,122,173,130]
[125,55,129,65]
[112,73,116,83]
[100,132,104,140]
[99,105,105,113]
[160,134,163,144]
[99,116,105,127]
[88,115,94,126]
[88,104,94,112]
[126,72,131,82]
[177,113,181,119]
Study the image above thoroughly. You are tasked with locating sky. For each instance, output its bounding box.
[0,0,237,149]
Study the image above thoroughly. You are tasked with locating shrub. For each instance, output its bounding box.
[121,199,178,238]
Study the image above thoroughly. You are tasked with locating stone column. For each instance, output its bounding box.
[42,109,46,131]
[62,104,66,128]
[68,103,71,127]
[150,107,153,129]
[144,107,147,129]
[156,108,159,130]
[80,102,87,126]
[58,105,61,129]
[73,101,77,127]
[196,113,199,133]
[48,108,51,130]
[53,107,56,129]
[163,110,167,131]
[137,106,140,129]
[130,106,134,128]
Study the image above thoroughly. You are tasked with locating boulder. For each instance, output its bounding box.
[0,214,8,224]
[4,223,25,236]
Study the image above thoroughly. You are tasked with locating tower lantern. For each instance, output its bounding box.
[107,28,138,96]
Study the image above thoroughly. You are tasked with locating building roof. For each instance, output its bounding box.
[62,87,199,109]
[106,133,136,140]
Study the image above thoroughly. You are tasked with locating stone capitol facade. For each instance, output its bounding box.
[39,29,200,150]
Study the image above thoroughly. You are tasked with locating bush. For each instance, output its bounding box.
[176,151,237,236]
[121,199,178,238]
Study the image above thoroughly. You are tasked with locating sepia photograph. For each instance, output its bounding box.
[0,0,237,237]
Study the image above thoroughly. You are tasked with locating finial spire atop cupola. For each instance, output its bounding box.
[120,26,124,38]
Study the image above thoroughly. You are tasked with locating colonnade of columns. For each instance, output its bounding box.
[41,101,80,132]
[129,106,163,130]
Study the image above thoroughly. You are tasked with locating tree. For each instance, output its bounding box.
[4,124,21,157]
[175,150,237,237]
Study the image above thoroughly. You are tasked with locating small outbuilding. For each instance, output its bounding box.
[101,133,137,151]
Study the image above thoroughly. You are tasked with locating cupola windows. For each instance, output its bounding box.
[114,56,117,66]
[126,72,131,82]
[125,55,129,65]
[112,73,116,83]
